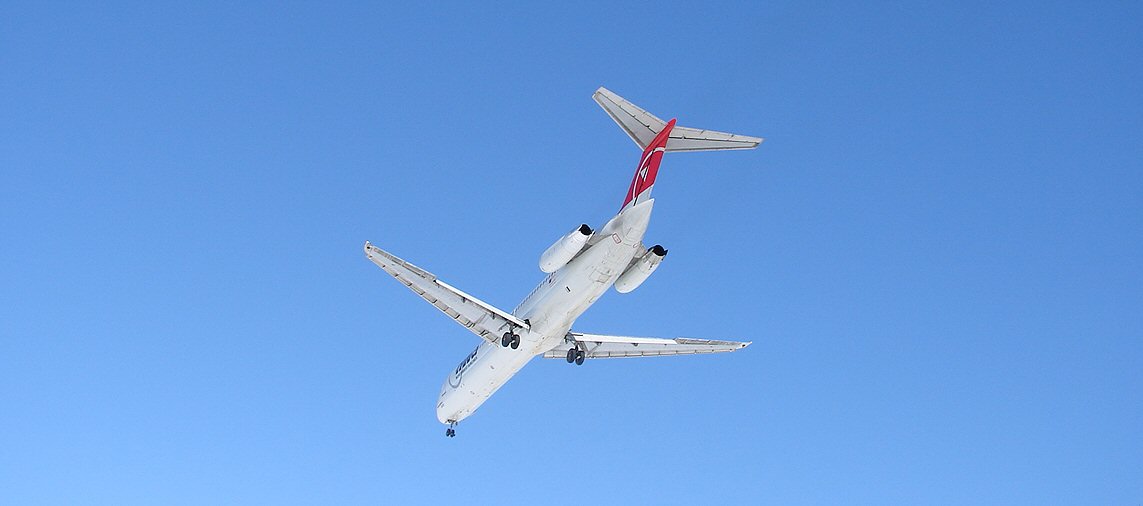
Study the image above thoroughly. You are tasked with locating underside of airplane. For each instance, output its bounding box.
[365,87,763,437]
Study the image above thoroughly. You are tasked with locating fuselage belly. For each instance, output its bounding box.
[435,200,654,423]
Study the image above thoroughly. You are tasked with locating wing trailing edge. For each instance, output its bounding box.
[364,242,528,345]
[543,332,751,359]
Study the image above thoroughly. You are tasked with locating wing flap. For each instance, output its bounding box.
[543,332,751,359]
[365,242,527,344]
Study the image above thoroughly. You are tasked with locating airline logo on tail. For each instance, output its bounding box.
[621,119,676,210]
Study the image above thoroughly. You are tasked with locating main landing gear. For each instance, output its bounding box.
[501,331,521,349]
[565,347,585,366]
[445,421,457,438]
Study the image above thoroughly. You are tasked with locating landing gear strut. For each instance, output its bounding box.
[445,421,457,438]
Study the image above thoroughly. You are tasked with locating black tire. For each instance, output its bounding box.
[566,348,576,363]
[575,350,585,365]
[501,332,511,347]
[510,334,520,349]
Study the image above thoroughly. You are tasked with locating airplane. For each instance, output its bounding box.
[365,87,763,437]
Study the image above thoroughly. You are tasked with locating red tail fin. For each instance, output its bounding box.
[621,118,676,210]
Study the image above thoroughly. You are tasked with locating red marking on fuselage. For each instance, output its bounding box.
[621,118,677,210]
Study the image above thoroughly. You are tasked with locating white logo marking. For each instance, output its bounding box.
[628,146,666,203]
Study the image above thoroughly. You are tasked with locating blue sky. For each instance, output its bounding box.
[2,1,1141,504]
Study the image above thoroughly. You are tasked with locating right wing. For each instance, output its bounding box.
[365,242,528,344]
[542,332,751,359]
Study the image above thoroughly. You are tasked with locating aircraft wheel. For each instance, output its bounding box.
[575,350,585,365]
[501,332,512,347]
[566,348,576,363]
[510,334,520,349]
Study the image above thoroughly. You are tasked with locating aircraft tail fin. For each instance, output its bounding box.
[592,87,763,152]
[596,87,763,209]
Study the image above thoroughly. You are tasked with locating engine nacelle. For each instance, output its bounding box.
[539,224,593,273]
[614,245,667,293]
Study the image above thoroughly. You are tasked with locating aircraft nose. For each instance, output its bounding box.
[436,402,450,424]
[436,382,458,424]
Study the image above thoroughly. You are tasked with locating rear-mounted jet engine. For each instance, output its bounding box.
[614,245,667,293]
[539,224,593,273]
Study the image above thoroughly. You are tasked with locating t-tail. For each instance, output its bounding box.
[593,87,764,211]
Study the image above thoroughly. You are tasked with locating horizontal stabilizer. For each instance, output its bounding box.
[593,87,763,152]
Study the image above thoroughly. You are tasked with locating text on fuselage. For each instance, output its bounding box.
[454,346,479,378]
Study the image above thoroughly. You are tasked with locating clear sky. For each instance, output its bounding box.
[2,1,1141,504]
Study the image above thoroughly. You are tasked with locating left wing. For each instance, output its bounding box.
[364,242,528,345]
[542,332,750,359]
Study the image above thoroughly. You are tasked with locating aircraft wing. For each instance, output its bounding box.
[365,242,528,344]
[542,332,750,359]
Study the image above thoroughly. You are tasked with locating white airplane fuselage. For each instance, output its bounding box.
[435,199,655,424]
[367,87,762,434]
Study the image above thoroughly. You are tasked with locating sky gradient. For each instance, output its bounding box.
[2,1,1141,504]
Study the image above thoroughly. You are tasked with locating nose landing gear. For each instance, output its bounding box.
[445,421,457,438]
